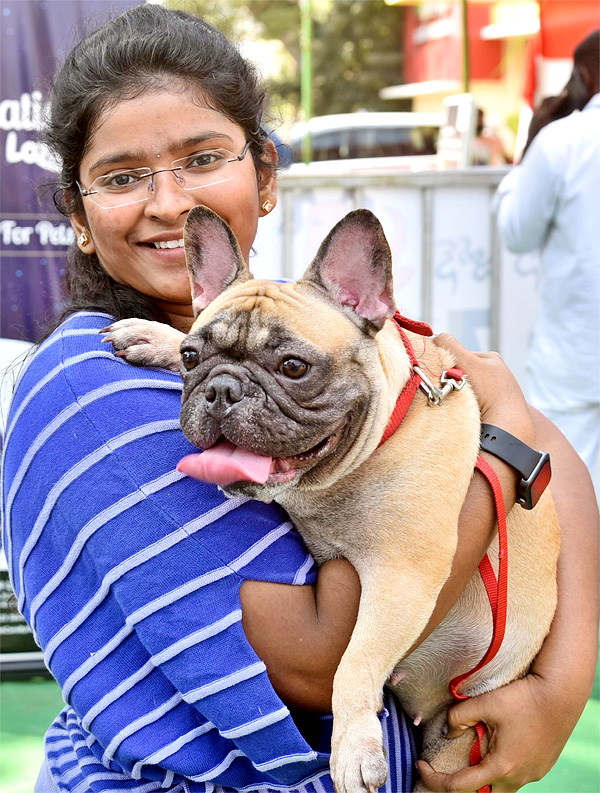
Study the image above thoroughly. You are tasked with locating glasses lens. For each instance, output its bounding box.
[87,168,152,208]
[173,148,245,192]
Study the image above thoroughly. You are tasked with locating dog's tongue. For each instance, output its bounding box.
[177,440,272,486]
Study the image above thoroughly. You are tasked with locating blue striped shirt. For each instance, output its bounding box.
[1,312,415,792]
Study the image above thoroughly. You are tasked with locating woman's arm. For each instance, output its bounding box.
[241,559,361,711]
[418,407,599,793]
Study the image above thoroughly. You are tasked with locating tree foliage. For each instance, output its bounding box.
[165,0,408,124]
[311,0,408,116]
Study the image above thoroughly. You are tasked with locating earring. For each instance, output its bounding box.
[261,200,274,214]
[78,231,90,246]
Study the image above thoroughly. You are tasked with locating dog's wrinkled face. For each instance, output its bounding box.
[179,285,374,496]
[178,206,398,498]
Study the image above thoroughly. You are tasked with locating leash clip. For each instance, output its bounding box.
[414,366,466,406]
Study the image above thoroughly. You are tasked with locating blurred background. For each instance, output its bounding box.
[3,0,598,361]
[1,1,599,791]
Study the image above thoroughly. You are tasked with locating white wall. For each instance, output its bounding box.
[0,338,32,435]
[252,166,537,383]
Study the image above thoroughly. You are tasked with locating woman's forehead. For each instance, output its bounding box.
[83,88,243,170]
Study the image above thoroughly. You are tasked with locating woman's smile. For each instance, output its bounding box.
[145,238,185,250]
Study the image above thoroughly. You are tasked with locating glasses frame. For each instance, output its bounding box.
[75,140,252,209]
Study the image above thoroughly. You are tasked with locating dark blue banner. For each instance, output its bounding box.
[1,0,137,341]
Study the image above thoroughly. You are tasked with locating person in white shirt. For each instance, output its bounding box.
[495,29,600,481]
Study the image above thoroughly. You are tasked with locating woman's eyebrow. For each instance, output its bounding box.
[178,132,234,150]
[87,133,235,174]
[88,150,148,174]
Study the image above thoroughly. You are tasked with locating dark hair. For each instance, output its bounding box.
[43,3,273,337]
[574,28,600,82]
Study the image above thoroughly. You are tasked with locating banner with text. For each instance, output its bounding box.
[1,0,136,341]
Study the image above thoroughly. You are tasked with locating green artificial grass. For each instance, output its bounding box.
[1,678,599,793]
[522,698,600,793]
[0,678,65,793]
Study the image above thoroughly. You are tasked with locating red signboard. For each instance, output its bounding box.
[402,0,598,88]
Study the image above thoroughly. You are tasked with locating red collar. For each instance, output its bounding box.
[378,311,433,447]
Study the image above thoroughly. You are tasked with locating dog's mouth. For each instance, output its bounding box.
[177,428,344,487]
[268,430,343,483]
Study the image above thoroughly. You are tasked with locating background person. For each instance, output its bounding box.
[471,108,510,166]
[1,6,598,793]
[495,29,600,484]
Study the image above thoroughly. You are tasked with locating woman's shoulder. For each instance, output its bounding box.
[3,309,185,517]
[8,310,182,428]
[39,309,118,355]
[30,310,180,384]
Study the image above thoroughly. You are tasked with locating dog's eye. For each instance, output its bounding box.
[279,358,310,379]
[181,349,199,371]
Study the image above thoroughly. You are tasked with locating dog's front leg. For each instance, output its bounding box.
[330,550,455,793]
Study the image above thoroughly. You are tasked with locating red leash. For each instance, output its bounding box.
[379,312,469,446]
[381,314,510,792]
[448,456,508,793]
[449,457,508,701]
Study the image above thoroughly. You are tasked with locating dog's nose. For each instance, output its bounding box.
[204,373,243,417]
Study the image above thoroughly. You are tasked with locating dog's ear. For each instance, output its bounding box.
[184,206,252,316]
[300,209,396,331]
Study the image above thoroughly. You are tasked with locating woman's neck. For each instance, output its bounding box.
[154,301,195,334]
[167,311,195,334]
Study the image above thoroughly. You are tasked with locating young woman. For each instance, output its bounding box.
[1,5,597,793]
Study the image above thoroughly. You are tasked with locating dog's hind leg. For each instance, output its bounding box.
[414,706,486,793]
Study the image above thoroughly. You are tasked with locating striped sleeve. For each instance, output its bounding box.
[2,312,335,791]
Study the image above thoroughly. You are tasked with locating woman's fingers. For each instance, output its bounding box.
[434,332,472,363]
[434,332,504,370]
[417,757,498,793]
[417,753,522,793]
[432,333,534,445]
[444,696,488,739]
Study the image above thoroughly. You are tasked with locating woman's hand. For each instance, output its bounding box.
[434,333,534,447]
[417,672,581,792]
[433,332,533,520]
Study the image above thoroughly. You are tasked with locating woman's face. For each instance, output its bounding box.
[72,87,277,330]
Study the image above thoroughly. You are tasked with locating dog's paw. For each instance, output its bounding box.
[330,713,388,793]
[100,319,184,371]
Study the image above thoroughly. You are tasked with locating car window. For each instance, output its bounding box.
[291,124,439,162]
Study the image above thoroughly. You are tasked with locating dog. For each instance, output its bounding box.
[104,206,560,793]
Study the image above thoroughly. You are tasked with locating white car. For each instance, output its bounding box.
[287,111,444,172]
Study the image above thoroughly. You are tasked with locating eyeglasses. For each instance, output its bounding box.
[76,141,251,209]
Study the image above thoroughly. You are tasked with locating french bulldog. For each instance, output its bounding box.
[104,206,560,793]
